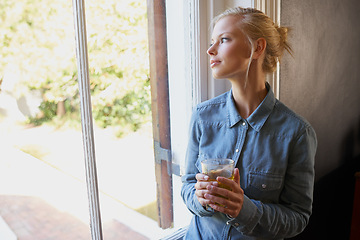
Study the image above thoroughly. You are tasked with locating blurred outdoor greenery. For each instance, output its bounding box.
[0,0,151,136]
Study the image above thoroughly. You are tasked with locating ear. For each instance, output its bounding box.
[252,38,266,59]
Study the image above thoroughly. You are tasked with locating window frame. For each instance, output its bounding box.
[254,0,281,99]
[72,0,103,239]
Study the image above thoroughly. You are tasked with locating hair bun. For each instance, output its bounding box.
[276,25,293,58]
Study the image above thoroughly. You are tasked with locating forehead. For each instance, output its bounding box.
[212,15,244,38]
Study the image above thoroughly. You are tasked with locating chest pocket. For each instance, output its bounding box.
[245,172,284,203]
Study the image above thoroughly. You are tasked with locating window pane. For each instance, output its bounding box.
[0,0,170,239]
[83,0,160,238]
[0,1,91,239]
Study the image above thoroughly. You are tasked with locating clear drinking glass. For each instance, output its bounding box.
[201,158,235,210]
[201,158,235,182]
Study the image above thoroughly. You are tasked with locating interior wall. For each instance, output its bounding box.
[280,0,360,180]
[280,0,360,239]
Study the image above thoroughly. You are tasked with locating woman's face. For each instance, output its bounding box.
[207,16,252,80]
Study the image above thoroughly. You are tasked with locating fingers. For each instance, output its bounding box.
[195,189,212,206]
[206,184,234,199]
[204,191,239,216]
[195,179,213,191]
[195,173,214,207]
[204,187,243,217]
[195,184,218,207]
[195,173,211,193]
[216,168,242,193]
[194,170,244,212]
[208,201,239,217]
[196,173,209,181]
[216,178,241,193]
[233,168,240,185]
[204,171,244,217]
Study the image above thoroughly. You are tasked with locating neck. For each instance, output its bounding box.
[229,68,267,119]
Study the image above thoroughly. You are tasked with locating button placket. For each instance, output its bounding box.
[233,120,247,164]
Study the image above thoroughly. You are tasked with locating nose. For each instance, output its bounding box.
[207,43,217,56]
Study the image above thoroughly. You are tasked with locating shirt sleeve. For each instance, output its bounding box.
[180,109,215,217]
[227,125,317,238]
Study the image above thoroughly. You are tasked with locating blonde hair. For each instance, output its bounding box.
[212,7,293,73]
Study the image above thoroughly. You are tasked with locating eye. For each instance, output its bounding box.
[220,37,229,43]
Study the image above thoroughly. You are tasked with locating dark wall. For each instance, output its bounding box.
[280,0,360,239]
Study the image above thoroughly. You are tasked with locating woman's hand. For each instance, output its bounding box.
[194,173,214,207]
[204,168,244,218]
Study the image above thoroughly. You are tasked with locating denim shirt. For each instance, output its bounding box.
[181,84,317,240]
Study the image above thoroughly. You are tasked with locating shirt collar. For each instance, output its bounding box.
[227,82,276,132]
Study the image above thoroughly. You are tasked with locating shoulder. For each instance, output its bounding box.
[195,91,228,111]
[269,100,316,138]
[191,91,228,117]
[192,91,229,125]
[274,101,311,126]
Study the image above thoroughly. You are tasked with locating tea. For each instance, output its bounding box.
[201,159,235,209]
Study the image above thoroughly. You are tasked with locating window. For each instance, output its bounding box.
[0,1,280,239]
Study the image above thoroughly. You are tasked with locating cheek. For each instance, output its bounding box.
[232,41,252,58]
[235,46,251,59]
[224,44,248,61]
[226,50,248,68]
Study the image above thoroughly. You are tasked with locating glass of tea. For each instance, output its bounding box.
[201,158,235,210]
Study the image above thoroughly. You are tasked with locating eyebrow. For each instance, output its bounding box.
[211,32,233,41]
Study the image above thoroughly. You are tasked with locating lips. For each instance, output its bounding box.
[210,59,221,68]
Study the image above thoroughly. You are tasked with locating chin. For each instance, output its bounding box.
[213,74,226,80]
[211,72,222,79]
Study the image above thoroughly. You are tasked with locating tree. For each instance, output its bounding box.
[0,0,150,134]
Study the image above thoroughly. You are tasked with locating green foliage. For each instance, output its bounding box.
[27,99,78,126]
[0,0,151,135]
[28,101,58,126]
[94,79,151,132]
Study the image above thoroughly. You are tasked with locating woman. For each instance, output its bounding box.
[181,7,317,240]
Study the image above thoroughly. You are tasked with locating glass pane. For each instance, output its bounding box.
[0,0,90,240]
[0,0,92,239]
[84,0,164,238]
[0,0,169,239]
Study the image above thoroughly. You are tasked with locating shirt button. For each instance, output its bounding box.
[235,149,239,153]
[262,184,267,189]
[242,122,246,126]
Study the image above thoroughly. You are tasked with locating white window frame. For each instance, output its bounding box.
[254,0,281,99]
[72,0,102,238]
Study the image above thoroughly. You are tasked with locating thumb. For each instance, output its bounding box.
[233,168,240,185]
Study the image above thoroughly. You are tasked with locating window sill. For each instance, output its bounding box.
[160,226,188,240]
